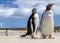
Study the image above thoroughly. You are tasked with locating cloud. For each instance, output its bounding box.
[0,8,18,17]
[0,0,17,8]
[16,8,32,17]
[0,0,60,19]
[16,0,60,16]
[4,8,18,17]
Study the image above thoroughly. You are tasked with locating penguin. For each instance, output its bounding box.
[21,8,39,38]
[40,3,54,39]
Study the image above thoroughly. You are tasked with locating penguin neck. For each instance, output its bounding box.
[46,7,51,11]
[30,13,35,18]
[32,13,35,14]
[32,13,36,16]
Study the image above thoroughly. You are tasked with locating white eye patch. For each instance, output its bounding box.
[52,5,55,8]
[52,5,54,8]
[51,5,54,9]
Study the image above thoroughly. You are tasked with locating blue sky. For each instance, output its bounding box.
[0,0,60,28]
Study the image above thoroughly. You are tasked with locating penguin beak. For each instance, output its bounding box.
[51,3,54,7]
[47,3,54,8]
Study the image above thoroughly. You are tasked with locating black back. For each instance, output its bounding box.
[27,13,34,34]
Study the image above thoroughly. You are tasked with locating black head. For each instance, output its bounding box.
[46,3,54,10]
[32,8,37,14]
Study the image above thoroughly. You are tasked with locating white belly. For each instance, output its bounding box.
[41,14,54,35]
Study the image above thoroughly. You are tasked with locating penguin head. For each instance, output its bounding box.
[32,8,37,14]
[46,3,54,10]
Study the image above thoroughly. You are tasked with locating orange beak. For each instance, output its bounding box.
[47,3,54,8]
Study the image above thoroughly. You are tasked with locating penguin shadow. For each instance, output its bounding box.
[20,36,55,39]
[20,37,41,39]
[20,32,55,39]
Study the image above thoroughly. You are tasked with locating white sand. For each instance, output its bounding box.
[0,30,60,43]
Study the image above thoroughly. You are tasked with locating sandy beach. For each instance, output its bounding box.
[0,30,60,43]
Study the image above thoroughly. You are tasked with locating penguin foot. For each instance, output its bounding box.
[48,35,52,38]
[31,36,34,38]
[42,35,46,39]
[20,34,26,37]
[48,35,55,39]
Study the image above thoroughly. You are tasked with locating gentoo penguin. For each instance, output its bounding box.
[21,8,39,38]
[40,3,54,39]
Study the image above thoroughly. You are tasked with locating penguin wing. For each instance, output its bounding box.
[40,12,44,26]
